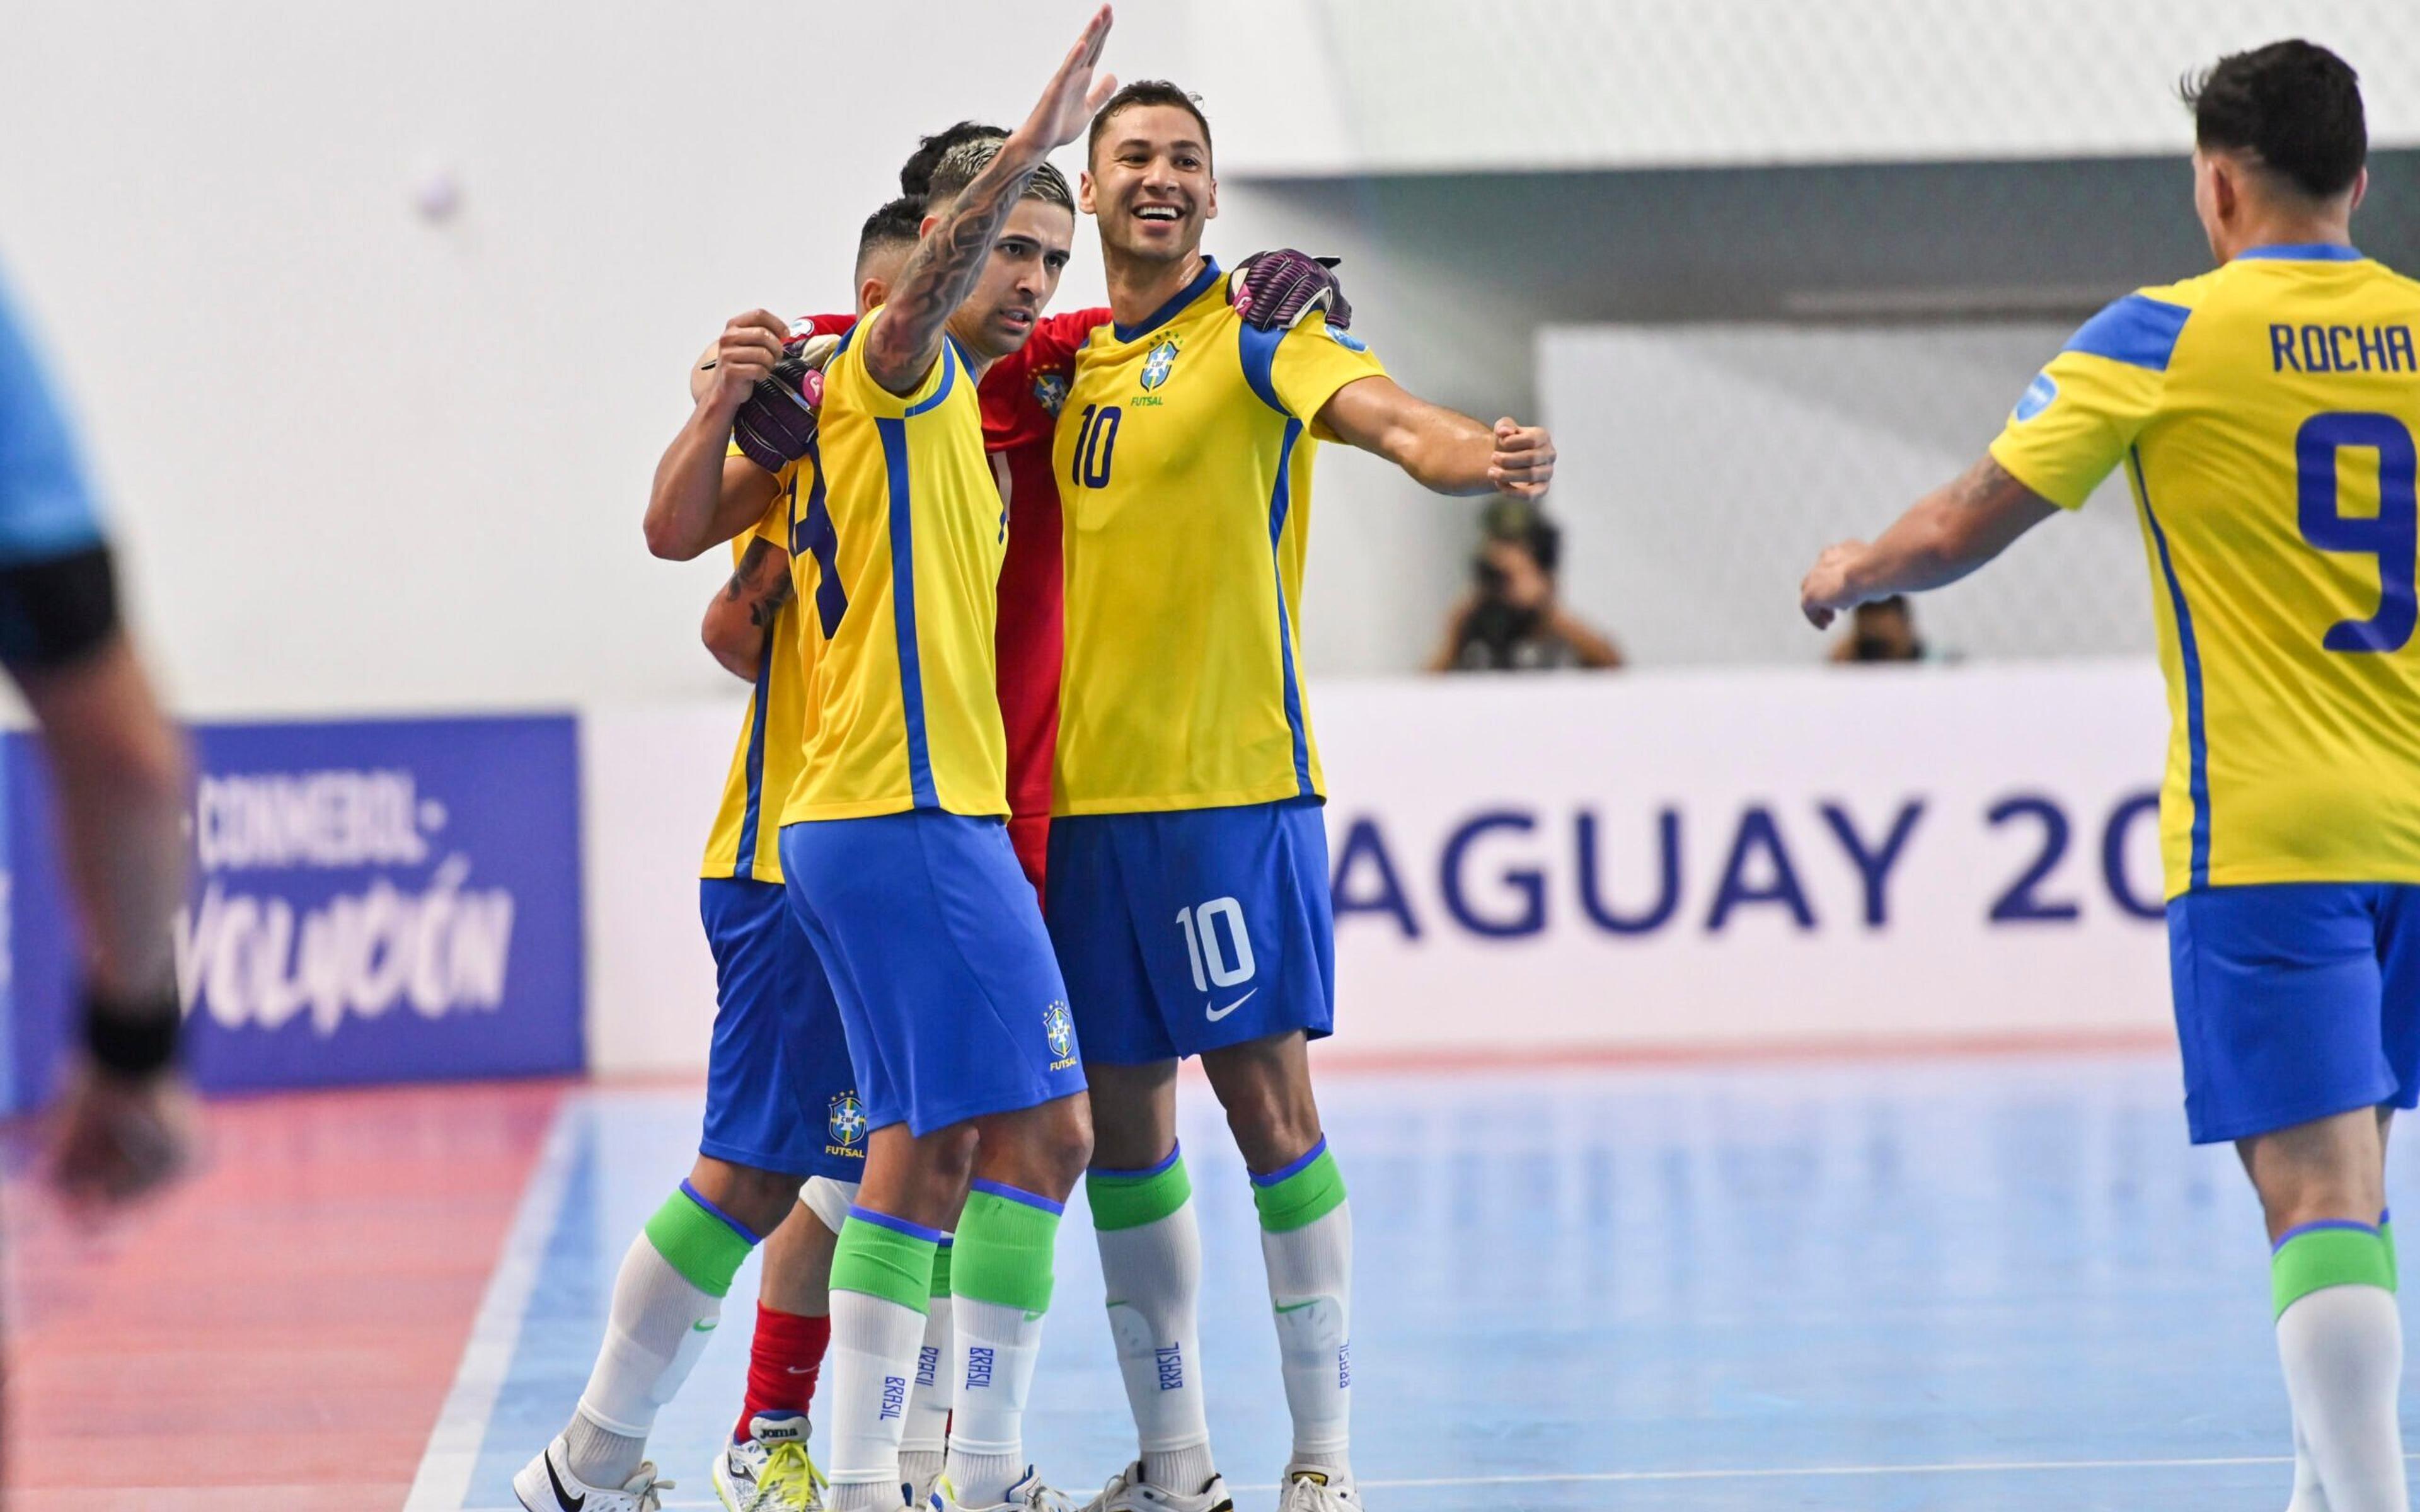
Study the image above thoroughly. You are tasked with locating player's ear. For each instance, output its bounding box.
[2349,165,2370,215]
[1204,173,1218,222]
[1078,169,1098,215]
[860,276,886,312]
[919,212,942,239]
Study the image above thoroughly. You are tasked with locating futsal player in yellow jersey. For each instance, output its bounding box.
[771,14,1119,1512]
[1801,42,2416,1512]
[516,212,938,1512]
[1047,84,1554,1512]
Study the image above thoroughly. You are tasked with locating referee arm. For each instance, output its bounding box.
[1799,455,2059,629]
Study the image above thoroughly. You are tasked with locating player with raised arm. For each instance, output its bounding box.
[512,205,926,1512]
[1046,83,1553,1512]
[1799,42,2416,1512]
[773,13,1115,1512]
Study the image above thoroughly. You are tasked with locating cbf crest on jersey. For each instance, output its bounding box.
[1032,371,1070,416]
[1044,999,1076,1069]
[827,1091,867,1152]
[1141,336,1182,391]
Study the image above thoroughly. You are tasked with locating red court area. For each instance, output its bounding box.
[4,1080,563,1511]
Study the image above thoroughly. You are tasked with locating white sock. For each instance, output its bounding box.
[827,1289,931,1510]
[1097,1199,1214,1488]
[1263,1200,1353,1475]
[2278,1285,2408,1512]
[567,1232,723,1482]
[900,1294,954,1503]
[945,1297,1046,1506]
[2290,1410,2333,1512]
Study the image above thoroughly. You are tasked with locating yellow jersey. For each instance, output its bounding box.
[1989,243,2420,898]
[700,454,821,884]
[779,306,1010,823]
[1052,258,1387,815]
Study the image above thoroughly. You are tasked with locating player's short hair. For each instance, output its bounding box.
[1087,80,1213,170]
[2181,40,2366,200]
[899,120,1007,202]
[856,195,925,273]
[924,136,1075,216]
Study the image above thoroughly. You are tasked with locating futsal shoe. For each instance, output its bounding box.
[931,1467,1080,1512]
[1275,1469,1361,1512]
[1077,1461,1235,1512]
[513,1436,676,1512]
[714,1411,829,1511]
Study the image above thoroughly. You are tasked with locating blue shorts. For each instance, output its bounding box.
[698,877,866,1180]
[2169,882,2420,1144]
[1045,798,1335,1066]
[778,811,1084,1138]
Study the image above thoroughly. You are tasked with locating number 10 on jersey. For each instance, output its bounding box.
[1071,403,1121,488]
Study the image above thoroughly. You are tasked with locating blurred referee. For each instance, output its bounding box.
[0,259,193,1203]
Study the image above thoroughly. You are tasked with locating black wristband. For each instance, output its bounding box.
[84,987,182,1078]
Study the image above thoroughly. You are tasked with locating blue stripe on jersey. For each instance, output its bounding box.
[1114,258,1223,345]
[2239,243,2363,262]
[906,338,960,418]
[2132,445,2211,889]
[876,416,940,810]
[794,445,849,638]
[2065,294,2192,372]
[732,631,775,877]
[1267,416,1315,799]
[1238,319,1287,416]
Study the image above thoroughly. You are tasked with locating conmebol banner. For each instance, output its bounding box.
[1,715,583,1109]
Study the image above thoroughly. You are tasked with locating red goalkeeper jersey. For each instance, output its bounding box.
[979,307,1106,825]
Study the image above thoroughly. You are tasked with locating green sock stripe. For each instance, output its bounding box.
[2383,1213,2397,1278]
[1088,1154,1194,1233]
[830,1214,937,1315]
[643,1189,757,1298]
[2273,1223,2397,1318]
[930,1240,954,1300]
[1253,1147,1348,1234]
[952,1186,1063,1315]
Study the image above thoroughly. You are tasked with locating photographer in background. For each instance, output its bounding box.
[1429,497,1623,672]
[1828,594,1929,664]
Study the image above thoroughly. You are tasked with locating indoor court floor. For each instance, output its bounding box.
[11,1050,2419,1511]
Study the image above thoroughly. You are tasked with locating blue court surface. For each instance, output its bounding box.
[431,1053,2420,1511]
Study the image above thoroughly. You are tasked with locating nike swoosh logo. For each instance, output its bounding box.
[783,1365,816,1375]
[546,1452,588,1512]
[1206,990,1256,1022]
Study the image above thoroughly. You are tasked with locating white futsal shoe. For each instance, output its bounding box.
[714,1411,828,1511]
[932,1466,1080,1512]
[514,1436,676,1512]
[1077,1461,1235,1512]
[1275,1468,1361,1512]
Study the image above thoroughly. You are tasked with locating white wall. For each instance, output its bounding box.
[3,3,2404,716]
[583,667,2177,1075]
[1192,0,2420,175]
[1540,322,2158,667]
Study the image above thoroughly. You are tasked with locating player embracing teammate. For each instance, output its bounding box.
[1047,79,1553,1512]
[1802,40,2419,1512]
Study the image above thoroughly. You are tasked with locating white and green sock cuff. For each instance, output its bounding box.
[642,1181,763,1299]
[2273,1219,2397,1319]
[832,1208,943,1316]
[1088,1143,1193,1233]
[1252,1137,1347,1234]
[954,1181,1064,1315]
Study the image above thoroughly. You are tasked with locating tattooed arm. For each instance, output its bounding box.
[863,6,1116,394]
[701,537,794,682]
[1797,455,2060,629]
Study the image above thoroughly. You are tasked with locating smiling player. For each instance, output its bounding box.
[1049,81,1554,1512]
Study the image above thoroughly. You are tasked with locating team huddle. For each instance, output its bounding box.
[507,14,2420,1512]
[520,11,1552,1512]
